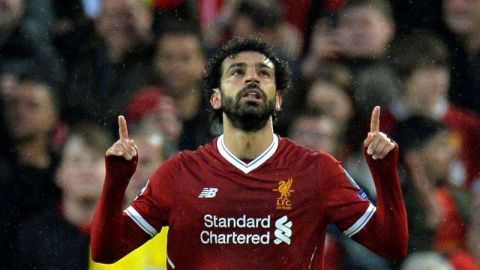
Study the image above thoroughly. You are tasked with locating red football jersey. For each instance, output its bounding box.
[124,135,375,269]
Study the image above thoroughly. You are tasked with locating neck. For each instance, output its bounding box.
[174,89,201,120]
[63,196,97,226]
[15,135,51,168]
[222,117,274,160]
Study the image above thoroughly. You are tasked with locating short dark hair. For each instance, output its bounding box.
[235,0,284,29]
[155,22,204,48]
[389,32,449,80]
[17,72,60,112]
[62,122,113,157]
[342,0,393,21]
[394,115,447,154]
[202,37,292,124]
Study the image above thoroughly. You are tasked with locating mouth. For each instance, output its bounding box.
[242,88,262,99]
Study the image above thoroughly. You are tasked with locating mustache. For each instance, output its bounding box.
[238,83,265,97]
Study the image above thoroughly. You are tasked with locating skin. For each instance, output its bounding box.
[337,6,394,58]
[289,115,338,155]
[56,136,105,225]
[403,67,450,116]
[107,52,394,162]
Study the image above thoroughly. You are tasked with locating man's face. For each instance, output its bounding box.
[419,131,457,182]
[56,137,105,201]
[154,34,205,97]
[306,82,353,123]
[443,0,480,36]
[214,52,279,131]
[3,82,57,142]
[0,0,24,32]
[289,116,338,154]
[337,6,394,58]
[96,0,152,49]
[404,67,450,107]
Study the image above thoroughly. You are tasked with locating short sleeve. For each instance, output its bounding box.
[124,155,178,237]
[319,153,376,237]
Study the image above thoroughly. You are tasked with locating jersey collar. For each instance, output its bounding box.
[217,134,279,174]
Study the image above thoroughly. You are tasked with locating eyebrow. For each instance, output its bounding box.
[225,62,274,72]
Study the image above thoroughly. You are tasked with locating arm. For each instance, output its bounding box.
[90,155,150,263]
[351,145,408,259]
[90,116,150,263]
[351,106,408,259]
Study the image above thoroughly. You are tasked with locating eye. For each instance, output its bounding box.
[259,70,271,77]
[231,69,244,76]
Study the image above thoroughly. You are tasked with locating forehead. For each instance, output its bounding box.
[221,51,274,71]
[14,82,51,101]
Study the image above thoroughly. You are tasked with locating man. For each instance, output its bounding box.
[0,74,61,267]
[386,32,480,188]
[395,116,479,269]
[64,0,154,128]
[152,25,211,150]
[91,38,407,269]
[13,122,111,270]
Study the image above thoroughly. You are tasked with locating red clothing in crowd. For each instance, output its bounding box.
[381,102,480,187]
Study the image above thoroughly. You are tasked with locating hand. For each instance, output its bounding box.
[106,116,138,160]
[363,106,395,160]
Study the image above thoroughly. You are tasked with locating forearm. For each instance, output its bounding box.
[353,146,408,259]
[90,156,149,263]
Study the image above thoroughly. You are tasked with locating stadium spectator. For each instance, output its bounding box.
[386,32,480,188]
[440,0,480,116]
[0,0,65,88]
[63,0,154,128]
[13,123,111,270]
[152,25,213,150]
[204,0,303,59]
[302,0,395,82]
[288,109,344,158]
[0,74,61,267]
[395,116,480,269]
[125,87,182,147]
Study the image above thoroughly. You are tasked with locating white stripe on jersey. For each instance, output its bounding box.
[217,134,279,174]
[124,206,158,237]
[167,255,175,269]
[343,203,376,237]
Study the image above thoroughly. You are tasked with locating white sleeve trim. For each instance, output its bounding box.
[343,203,376,238]
[124,206,158,237]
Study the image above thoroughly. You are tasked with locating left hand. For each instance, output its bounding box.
[363,106,395,160]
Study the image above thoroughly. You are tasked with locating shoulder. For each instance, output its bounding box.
[277,137,338,168]
[446,105,480,126]
[151,140,217,176]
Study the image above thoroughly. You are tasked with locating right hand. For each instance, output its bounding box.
[106,115,138,160]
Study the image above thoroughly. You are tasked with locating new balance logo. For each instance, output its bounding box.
[198,188,219,198]
[274,215,292,245]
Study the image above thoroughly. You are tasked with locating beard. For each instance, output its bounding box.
[221,84,276,132]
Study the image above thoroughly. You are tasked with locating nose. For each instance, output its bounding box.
[245,67,260,84]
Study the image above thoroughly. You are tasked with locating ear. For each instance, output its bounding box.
[210,88,222,109]
[275,91,283,111]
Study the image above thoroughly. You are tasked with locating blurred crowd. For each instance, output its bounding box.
[1,0,480,269]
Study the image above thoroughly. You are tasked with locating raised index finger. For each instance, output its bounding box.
[118,115,129,140]
[370,106,380,133]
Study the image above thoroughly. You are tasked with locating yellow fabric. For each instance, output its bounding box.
[90,227,168,270]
